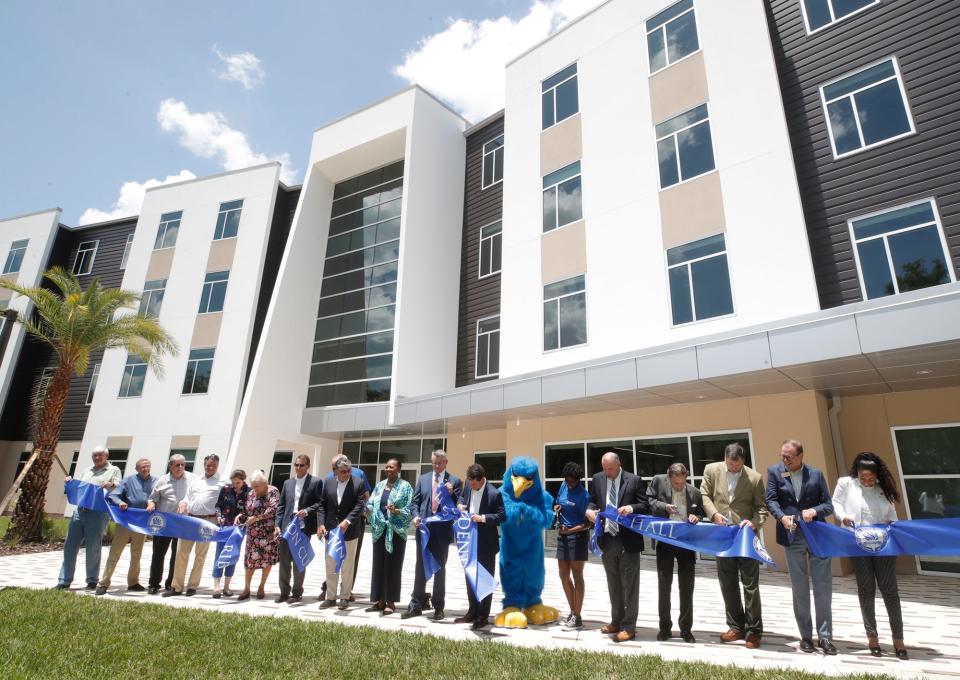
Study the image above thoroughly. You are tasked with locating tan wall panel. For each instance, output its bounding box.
[0,273,18,284]
[105,436,134,450]
[0,288,12,304]
[659,172,726,250]
[541,220,587,285]
[276,439,328,477]
[881,385,960,426]
[206,237,237,273]
[145,248,175,281]
[540,114,582,177]
[446,428,507,476]
[171,435,201,450]
[191,312,222,348]
[649,51,709,124]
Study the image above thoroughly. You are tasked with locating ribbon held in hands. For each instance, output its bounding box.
[282,516,315,573]
[799,517,960,558]
[325,526,347,574]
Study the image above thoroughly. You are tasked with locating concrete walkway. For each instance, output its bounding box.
[2,538,958,679]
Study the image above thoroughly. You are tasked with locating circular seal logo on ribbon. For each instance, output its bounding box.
[147,513,166,534]
[855,526,889,553]
[198,522,217,541]
[753,536,772,562]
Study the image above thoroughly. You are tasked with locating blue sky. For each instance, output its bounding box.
[0,0,600,225]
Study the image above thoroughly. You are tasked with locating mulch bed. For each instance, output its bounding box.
[0,541,64,557]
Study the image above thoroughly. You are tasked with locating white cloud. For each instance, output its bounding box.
[78,170,197,225]
[393,0,604,122]
[157,98,296,184]
[212,44,265,90]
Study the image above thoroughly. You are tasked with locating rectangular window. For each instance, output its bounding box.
[543,275,586,351]
[3,239,28,274]
[646,0,699,74]
[214,199,243,240]
[119,355,147,398]
[475,316,500,379]
[667,233,734,325]
[479,221,502,278]
[656,103,715,189]
[182,348,215,395]
[171,448,197,474]
[542,161,583,233]
[85,363,100,406]
[475,451,506,488]
[482,135,504,188]
[541,63,579,130]
[850,200,953,300]
[73,240,99,276]
[68,450,80,477]
[893,424,960,575]
[153,210,182,250]
[107,449,129,477]
[801,0,879,33]
[269,451,294,488]
[821,57,914,159]
[119,233,134,270]
[139,279,166,318]
[198,270,229,314]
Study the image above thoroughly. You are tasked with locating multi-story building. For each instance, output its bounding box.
[2,0,958,575]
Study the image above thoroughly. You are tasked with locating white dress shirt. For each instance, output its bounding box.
[832,476,898,526]
[726,470,742,502]
[469,482,486,517]
[336,478,348,504]
[294,474,306,509]
[187,473,224,516]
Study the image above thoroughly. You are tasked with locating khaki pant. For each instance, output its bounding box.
[171,517,215,592]
[324,537,358,601]
[98,524,146,588]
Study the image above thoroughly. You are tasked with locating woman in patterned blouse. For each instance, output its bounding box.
[235,469,280,601]
[365,458,413,615]
[212,469,249,598]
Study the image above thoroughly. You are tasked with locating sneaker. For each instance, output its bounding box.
[572,615,583,628]
[562,612,575,627]
[94,586,108,596]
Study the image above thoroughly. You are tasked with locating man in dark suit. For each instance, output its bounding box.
[403,449,463,621]
[766,439,836,655]
[453,463,505,631]
[586,451,649,642]
[274,454,322,604]
[316,456,366,610]
[647,463,704,643]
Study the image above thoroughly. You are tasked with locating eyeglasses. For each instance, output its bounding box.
[294,463,308,468]
[171,463,185,467]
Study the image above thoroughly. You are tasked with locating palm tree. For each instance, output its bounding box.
[0,267,178,542]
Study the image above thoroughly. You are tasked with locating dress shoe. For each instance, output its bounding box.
[84,583,97,591]
[186,589,197,597]
[894,647,909,660]
[471,618,489,630]
[147,586,160,595]
[364,603,385,613]
[681,632,696,643]
[127,584,146,592]
[319,599,336,609]
[95,586,108,596]
[161,590,182,598]
[237,592,251,601]
[600,623,621,635]
[432,609,445,621]
[799,639,815,653]
[212,592,222,599]
[819,639,837,656]
[401,608,423,620]
[222,589,235,598]
[348,594,356,602]
[656,631,671,641]
[613,631,636,643]
[454,615,474,624]
[745,634,762,649]
[275,595,289,604]
[53,583,69,590]
[720,629,744,643]
[287,595,302,604]
[423,596,433,611]
[337,598,349,610]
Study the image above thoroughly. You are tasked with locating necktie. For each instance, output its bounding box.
[606,477,619,536]
[431,474,439,514]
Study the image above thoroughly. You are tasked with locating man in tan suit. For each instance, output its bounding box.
[700,443,768,649]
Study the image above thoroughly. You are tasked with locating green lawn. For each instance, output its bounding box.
[0,589,886,680]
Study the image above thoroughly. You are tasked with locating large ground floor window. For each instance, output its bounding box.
[893,423,960,575]
[341,436,447,487]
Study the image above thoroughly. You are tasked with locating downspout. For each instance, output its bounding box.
[827,395,845,478]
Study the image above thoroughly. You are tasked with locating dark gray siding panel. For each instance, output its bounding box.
[456,116,504,387]
[766,0,960,309]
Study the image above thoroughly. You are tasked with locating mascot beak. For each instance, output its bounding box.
[511,475,534,497]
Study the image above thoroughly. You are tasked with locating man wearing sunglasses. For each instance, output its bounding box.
[274,454,321,603]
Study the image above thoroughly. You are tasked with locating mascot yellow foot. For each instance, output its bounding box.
[495,607,528,629]
[523,603,560,625]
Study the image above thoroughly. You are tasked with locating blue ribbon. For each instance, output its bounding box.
[282,516,315,573]
[65,479,110,512]
[419,484,461,581]
[798,517,960,557]
[215,526,245,570]
[590,510,777,568]
[325,526,347,573]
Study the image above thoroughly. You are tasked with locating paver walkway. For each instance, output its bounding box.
[2,538,958,679]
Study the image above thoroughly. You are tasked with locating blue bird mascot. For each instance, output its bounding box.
[494,456,560,628]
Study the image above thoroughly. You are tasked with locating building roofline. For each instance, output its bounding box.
[313,85,471,135]
[505,0,614,68]
[143,162,282,194]
[60,214,140,231]
[464,109,505,136]
[0,207,62,224]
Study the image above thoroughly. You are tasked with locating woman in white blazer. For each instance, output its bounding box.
[832,452,907,660]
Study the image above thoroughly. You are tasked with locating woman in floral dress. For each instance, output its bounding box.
[235,469,280,600]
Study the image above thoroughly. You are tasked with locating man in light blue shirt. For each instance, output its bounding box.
[96,458,156,595]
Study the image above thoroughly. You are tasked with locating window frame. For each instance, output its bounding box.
[848,197,954,301]
[542,161,583,233]
[153,211,182,251]
[800,0,880,35]
[139,279,167,319]
[890,422,960,577]
[119,233,134,270]
[665,233,736,327]
[474,450,507,488]
[213,199,244,240]
[819,56,915,160]
[481,135,504,189]
[85,362,100,406]
[182,348,215,395]
[541,62,579,131]
[72,240,99,276]
[645,0,702,76]
[542,274,588,353]
[118,355,147,398]
[198,270,230,314]
[3,239,29,275]
[269,450,294,488]
[655,103,717,190]
[475,314,501,380]
[478,220,503,279]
